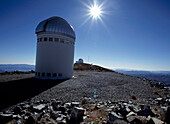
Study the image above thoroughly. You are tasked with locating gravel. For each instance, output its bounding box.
[0,71,169,111]
[0,73,34,82]
[30,71,168,103]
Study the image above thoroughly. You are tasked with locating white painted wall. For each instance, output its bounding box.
[35,32,75,79]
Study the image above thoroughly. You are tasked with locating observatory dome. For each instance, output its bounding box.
[35,16,75,39]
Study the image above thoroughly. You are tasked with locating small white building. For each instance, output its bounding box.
[35,16,76,79]
[76,58,84,64]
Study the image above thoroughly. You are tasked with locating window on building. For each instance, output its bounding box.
[44,37,47,41]
[55,38,59,42]
[40,38,42,42]
[53,73,57,77]
[58,73,62,77]
[37,38,39,42]
[60,39,64,43]
[35,72,37,75]
[38,72,40,76]
[49,37,53,42]
[65,40,69,44]
[42,73,45,77]
[47,73,51,77]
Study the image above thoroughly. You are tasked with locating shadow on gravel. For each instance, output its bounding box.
[0,78,67,111]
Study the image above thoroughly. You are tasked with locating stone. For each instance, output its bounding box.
[128,101,132,104]
[156,98,163,101]
[151,117,164,124]
[24,116,29,120]
[59,106,67,114]
[56,116,63,121]
[70,107,85,123]
[51,101,61,110]
[118,107,129,118]
[12,114,22,119]
[47,106,53,112]
[137,106,155,117]
[125,106,131,113]
[0,113,12,124]
[32,104,46,113]
[127,116,136,123]
[16,120,22,124]
[158,107,166,121]
[64,103,71,108]
[165,107,170,124]
[13,106,22,115]
[56,114,66,122]
[126,111,137,117]
[25,116,35,124]
[127,116,148,124]
[23,104,30,109]
[37,112,44,121]
[50,111,59,120]
[71,102,79,108]
[165,99,170,105]
[25,112,32,116]
[102,120,107,124]
[107,112,123,123]
[113,119,127,124]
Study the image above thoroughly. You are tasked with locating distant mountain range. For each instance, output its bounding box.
[115,69,170,87]
[0,64,35,73]
[115,69,170,75]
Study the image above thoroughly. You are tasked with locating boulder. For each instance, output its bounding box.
[126,111,137,117]
[71,102,79,108]
[59,106,67,114]
[32,104,46,113]
[151,117,164,124]
[50,111,59,120]
[70,107,85,123]
[127,116,148,124]
[107,112,123,123]
[23,104,30,109]
[51,101,61,110]
[64,103,71,108]
[13,106,22,115]
[25,116,35,124]
[0,113,12,124]
[137,106,155,117]
[118,107,129,118]
[165,107,170,124]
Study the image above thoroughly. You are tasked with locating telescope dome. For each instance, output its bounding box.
[35,16,75,39]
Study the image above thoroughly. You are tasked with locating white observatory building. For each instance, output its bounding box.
[76,58,84,64]
[35,16,75,79]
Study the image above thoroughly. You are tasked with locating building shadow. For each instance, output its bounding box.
[0,77,67,111]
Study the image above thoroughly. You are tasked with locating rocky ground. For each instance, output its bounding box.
[0,73,34,82]
[0,70,170,123]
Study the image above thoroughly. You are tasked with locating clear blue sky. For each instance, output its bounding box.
[0,0,170,71]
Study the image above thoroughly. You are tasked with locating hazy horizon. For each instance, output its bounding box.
[0,63,170,72]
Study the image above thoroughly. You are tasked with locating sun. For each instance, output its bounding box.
[80,0,107,26]
[89,4,102,19]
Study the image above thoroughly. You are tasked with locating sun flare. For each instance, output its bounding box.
[89,5,102,19]
[80,0,107,27]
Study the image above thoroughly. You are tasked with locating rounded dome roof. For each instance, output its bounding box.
[35,16,75,39]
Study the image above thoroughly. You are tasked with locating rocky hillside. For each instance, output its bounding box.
[0,64,169,124]
[74,63,114,72]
